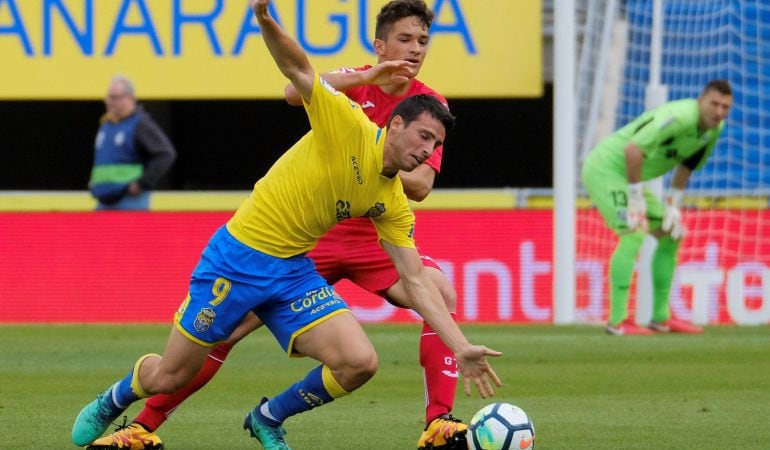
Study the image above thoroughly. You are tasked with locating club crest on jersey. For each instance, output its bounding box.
[193,307,216,332]
[336,200,352,221]
[362,202,386,218]
[114,131,125,146]
[319,76,339,95]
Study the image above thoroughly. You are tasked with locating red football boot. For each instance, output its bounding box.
[648,318,703,334]
[606,318,653,336]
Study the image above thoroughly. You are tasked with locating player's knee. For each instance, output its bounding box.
[655,234,680,253]
[619,230,646,250]
[340,349,378,389]
[352,349,379,379]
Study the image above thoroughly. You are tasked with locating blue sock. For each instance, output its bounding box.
[110,353,155,408]
[261,365,345,425]
[112,370,141,408]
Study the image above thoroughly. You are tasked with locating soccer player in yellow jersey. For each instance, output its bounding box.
[71,0,502,448]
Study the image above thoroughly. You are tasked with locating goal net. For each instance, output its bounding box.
[574,0,770,325]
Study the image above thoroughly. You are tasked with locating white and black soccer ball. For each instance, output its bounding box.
[468,402,535,450]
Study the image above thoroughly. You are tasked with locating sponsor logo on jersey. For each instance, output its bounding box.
[330,67,357,74]
[320,76,340,95]
[290,286,343,314]
[362,202,386,218]
[193,307,216,332]
[361,100,375,109]
[114,131,125,146]
[351,156,363,185]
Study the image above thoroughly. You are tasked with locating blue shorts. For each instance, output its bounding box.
[174,225,350,356]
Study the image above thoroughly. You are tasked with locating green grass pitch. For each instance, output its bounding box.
[1,323,769,449]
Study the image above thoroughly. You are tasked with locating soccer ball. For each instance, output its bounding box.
[468,402,535,450]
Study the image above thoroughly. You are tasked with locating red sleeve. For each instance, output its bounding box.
[424,145,443,174]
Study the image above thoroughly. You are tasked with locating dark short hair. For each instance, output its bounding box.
[375,0,434,41]
[702,79,732,96]
[387,94,455,132]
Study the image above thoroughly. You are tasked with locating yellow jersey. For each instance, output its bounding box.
[227,74,415,258]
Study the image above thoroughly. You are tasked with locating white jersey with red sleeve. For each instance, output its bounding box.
[342,65,448,174]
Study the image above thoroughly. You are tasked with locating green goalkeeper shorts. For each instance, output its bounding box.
[582,161,663,234]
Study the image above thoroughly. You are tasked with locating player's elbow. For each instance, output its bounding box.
[284,84,303,106]
[439,283,458,313]
[282,69,314,103]
[404,182,432,202]
[406,187,430,202]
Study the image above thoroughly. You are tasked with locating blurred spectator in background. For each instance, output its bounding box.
[89,75,176,210]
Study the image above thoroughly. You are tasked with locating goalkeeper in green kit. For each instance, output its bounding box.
[582,80,733,335]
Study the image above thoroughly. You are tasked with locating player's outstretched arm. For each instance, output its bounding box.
[284,61,418,106]
[381,241,503,398]
[250,0,314,101]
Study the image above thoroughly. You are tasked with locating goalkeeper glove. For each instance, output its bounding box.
[626,182,648,232]
[662,187,685,240]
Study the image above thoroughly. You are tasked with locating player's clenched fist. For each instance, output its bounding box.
[249,0,268,15]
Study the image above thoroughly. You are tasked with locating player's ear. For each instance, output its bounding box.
[389,115,404,131]
[373,39,386,56]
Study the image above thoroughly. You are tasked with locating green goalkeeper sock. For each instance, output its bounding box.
[608,232,645,325]
[651,236,680,323]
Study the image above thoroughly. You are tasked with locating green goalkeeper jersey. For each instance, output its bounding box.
[585,98,725,180]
